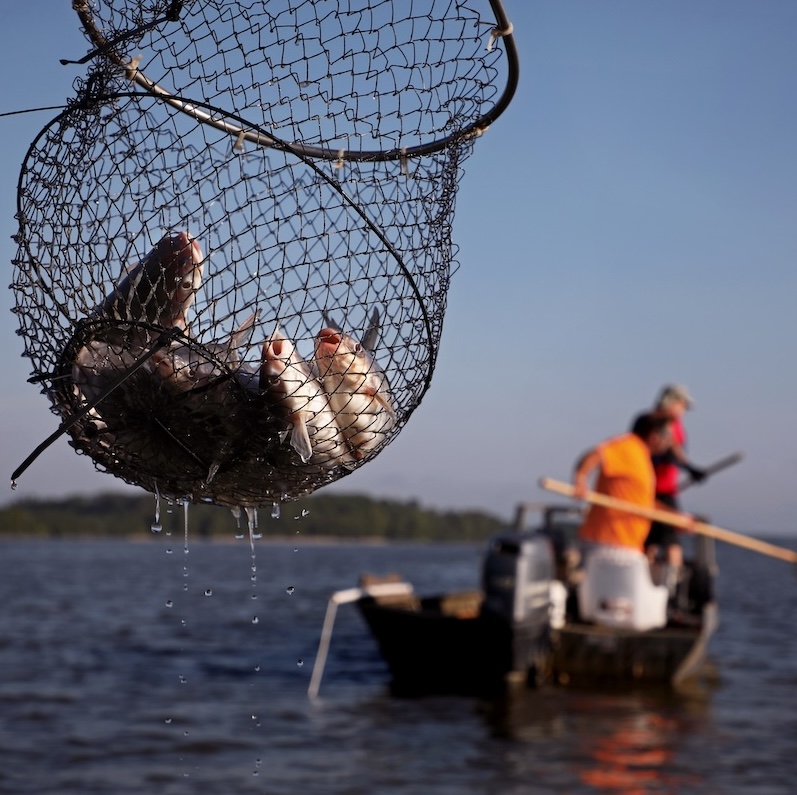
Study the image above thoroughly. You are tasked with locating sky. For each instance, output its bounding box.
[1,2,795,536]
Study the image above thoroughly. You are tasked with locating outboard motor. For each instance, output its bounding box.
[480,529,556,681]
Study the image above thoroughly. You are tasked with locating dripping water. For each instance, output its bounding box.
[230,506,244,540]
[151,485,162,533]
[244,506,261,553]
[244,506,260,624]
[181,498,190,591]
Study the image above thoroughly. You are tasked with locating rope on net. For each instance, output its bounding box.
[10,0,519,508]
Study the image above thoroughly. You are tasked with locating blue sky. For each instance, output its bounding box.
[1,2,795,535]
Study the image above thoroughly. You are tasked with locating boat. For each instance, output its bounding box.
[309,504,718,697]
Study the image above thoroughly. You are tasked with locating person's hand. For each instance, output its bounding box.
[573,478,588,500]
[681,514,697,533]
[686,464,707,484]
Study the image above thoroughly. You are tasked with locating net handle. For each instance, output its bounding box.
[70,0,519,163]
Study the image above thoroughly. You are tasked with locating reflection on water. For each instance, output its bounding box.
[479,684,714,794]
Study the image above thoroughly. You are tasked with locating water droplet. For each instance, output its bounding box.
[182,498,190,551]
[297,659,304,667]
[293,547,299,553]
[206,460,220,484]
[271,502,281,519]
[166,548,173,555]
[204,589,213,597]
[254,664,261,672]
[153,485,161,529]
[286,586,295,595]
[251,593,257,600]
[252,616,259,624]
[165,717,172,724]
[179,675,187,684]
[165,599,173,608]
[10,480,18,491]
[150,523,162,533]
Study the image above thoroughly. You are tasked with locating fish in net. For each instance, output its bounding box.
[10,0,519,508]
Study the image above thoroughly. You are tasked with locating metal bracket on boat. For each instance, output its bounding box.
[308,582,414,700]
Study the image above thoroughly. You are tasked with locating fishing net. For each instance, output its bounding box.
[10,0,518,508]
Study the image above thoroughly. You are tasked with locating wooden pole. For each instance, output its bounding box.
[539,477,797,565]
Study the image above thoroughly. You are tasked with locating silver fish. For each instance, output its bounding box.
[150,312,259,394]
[313,308,396,460]
[260,327,353,468]
[70,230,205,445]
[98,230,204,332]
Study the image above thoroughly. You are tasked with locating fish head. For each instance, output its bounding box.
[260,328,313,398]
[152,231,204,328]
[314,327,375,385]
[262,327,291,368]
[101,230,204,331]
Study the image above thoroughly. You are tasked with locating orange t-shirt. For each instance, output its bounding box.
[578,433,655,551]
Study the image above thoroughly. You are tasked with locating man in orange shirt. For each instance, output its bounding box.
[573,413,672,553]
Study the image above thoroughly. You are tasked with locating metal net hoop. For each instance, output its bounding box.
[69,0,518,161]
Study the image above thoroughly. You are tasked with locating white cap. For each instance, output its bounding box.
[656,384,694,410]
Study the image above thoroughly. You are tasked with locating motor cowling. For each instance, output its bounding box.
[481,530,556,626]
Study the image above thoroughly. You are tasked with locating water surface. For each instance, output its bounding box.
[1,533,796,794]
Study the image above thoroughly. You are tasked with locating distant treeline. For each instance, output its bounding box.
[0,492,508,542]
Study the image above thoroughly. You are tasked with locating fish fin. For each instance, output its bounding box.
[361,307,380,352]
[376,392,397,418]
[289,413,313,463]
[233,311,258,345]
[321,311,343,332]
[227,311,259,367]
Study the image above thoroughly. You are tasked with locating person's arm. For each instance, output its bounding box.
[670,441,707,482]
[573,447,601,499]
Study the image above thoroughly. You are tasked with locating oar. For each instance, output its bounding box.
[539,477,797,565]
[679,451,744,492]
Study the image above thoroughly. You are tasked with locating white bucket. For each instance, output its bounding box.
[578,546,668,631]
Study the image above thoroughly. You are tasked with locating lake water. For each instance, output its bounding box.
[1,528,796,794]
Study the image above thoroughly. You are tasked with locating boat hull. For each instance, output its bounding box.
[357,592,548,695]
[551,603,718,687]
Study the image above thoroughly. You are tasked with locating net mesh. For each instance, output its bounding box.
[11,0,517,507]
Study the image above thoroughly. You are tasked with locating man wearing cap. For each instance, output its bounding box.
[644,384,707,579]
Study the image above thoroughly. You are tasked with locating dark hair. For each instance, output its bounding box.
[630,412,670,439]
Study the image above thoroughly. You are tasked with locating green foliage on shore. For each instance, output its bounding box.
[0,492,508,542]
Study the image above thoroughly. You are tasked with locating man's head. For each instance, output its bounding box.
[630,412,672,455]
[655,384,693,418]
